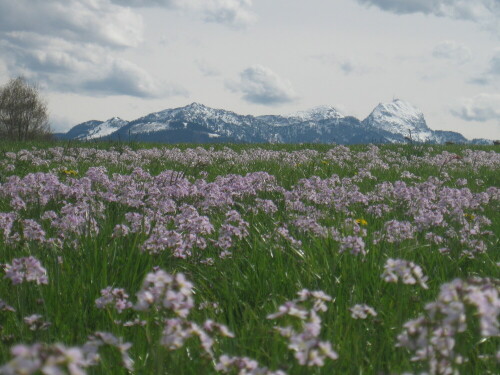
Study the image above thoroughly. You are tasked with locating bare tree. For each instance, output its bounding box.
[0,77,51,141]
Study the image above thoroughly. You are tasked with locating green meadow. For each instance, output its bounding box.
[0,141,498,375]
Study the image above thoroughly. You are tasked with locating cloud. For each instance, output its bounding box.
[0,32,185,98]
[488,51,500,75]
[228,65,297,105]
[0,0,143,48]
[0,0,192,98]
[356,0,435,14]
[451,93,500,122]
[80,59,187,98]
[111,0,255,27]
[49,114,74,133]
[432,41,471,64]
[312,54,371,75]
[470,49,500,85]
[355,0,500,34]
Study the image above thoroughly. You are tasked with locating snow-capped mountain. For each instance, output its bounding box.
[113,103,267,143]
[58,117,129,140]
[57,100,481,145]
[363,99,434,142]
[77,117,128,140]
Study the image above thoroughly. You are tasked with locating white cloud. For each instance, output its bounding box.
[356,0,500,34]
[50,113,74,133]
[0,0,195,98]
[0,33,184,98]
[451,93,500,122]
[0,0,143,48]
[0,0,254,97]
[81,58,187,98]
[228,65,298,105]
[432,41,471,64]
[111,0,255,27]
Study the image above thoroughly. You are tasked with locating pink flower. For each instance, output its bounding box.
[4,256,48,285]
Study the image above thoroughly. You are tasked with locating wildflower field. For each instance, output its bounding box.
[0,142,498,375]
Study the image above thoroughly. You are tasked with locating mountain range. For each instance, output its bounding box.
[55,99,493,145]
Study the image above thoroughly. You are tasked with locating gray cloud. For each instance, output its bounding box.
[432,41,472,64]
[356,0,500,34]
[451,93,500,122]
[111,0,255,27]
[229,65,297,105]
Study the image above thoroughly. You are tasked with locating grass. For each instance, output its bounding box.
[0,141,499,374]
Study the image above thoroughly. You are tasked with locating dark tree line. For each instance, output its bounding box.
[0,77,52,141]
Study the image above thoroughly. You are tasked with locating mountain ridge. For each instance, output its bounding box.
[55,100,494,145]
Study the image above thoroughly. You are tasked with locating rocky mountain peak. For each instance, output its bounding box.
[363,99,432,141]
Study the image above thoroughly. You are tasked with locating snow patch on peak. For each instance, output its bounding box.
[365,99,431,141]
[372,99,423,122]
[288,105,344,121]
[129,121,172,134]
[76,117,128,140]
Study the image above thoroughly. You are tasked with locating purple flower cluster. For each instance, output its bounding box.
[349,304,377,320]
[134,270,194,316]
[382,258,429,289]
[3,256,48,285]
[397,278,500,375]
[215,355,286,375]
[161,318,234,358]
[95,287,133,313]
[2,146,499,177]
[339,235,366,256]
[23,314,51,331]
[216,209,249,253]
[0,299,15,312]
[0,145,498,264]
[141,205,214,257]
[96,269,235,361]
[267,289,338,367]
[373,220,416,244]
[0,331,133,374]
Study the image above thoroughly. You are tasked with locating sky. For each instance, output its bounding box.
[0,0,499,140]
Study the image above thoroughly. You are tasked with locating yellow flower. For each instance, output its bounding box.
[321,160,329,165]
[355,218,368,226]
[62,169,78,176]
[463,213,475,222]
